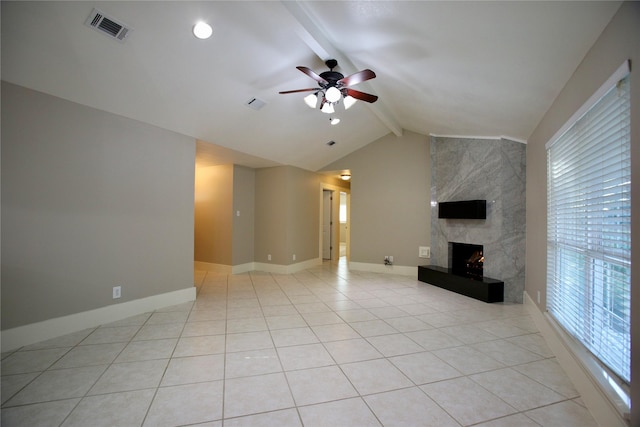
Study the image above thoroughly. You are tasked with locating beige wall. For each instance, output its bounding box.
[322,131,431,267]
[524,2,639,423]
[194,164,233,265]
[195,163,330,268]
[1,82,196,330]
[232,165,255,265]
[194,164,254,267]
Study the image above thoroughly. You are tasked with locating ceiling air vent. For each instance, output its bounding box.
[85,8,132,42]
[245,98,266,111]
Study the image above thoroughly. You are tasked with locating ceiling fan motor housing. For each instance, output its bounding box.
[319,71,344,88]
[320,59,343,89]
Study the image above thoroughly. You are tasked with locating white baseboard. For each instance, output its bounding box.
[1,287,196,352]
[194,261,315,275]
[524,291,629,427]
[194,261,232,274]
[253,258,322,275]
[232,263,255,274]
[348,262,418,278]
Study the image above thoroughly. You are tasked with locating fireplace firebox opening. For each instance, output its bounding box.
[449,242,484,280]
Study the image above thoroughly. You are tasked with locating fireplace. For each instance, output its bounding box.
[418,240,502,302]
[449,242,483,280]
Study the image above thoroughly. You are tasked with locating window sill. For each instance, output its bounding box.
[545,313,630,422]
[525,292,630,426]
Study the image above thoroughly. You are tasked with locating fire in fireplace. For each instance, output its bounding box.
[449,242,484,280]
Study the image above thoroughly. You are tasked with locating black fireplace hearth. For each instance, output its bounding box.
[417,266,503,303]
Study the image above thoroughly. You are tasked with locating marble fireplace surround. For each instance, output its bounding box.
[430,136,526,303]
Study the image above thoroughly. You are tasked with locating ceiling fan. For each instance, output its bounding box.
[279,59,378,114]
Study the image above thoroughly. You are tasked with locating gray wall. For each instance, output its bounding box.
[430,137,526,303]
[254,166,321,265]
[288,166,321,263]
[255,167,289,265]
[1,82,196,330]
[524,3,639,422]
[323,131,431,267]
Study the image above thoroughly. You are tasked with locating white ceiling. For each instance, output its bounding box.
[1,1,621,172]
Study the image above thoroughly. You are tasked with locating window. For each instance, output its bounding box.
[546,61,631,384]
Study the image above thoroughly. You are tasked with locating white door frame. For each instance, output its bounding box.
[319,183,349,263]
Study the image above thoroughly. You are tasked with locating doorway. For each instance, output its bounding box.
[320,185,349,263]
[339,192,348,258]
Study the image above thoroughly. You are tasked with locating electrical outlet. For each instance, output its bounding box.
[113,286,122,299]
[293,254,296,261]
[268,254,272,261]
[537,291,541,304]
[419,246,431,258]
[389,256,394,263]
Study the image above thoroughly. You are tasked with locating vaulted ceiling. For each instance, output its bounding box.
[1,1,621,171]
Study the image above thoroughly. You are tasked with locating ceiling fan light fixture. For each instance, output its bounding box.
[279,60,377,114]
[343,95,357,110]
[325,86,342,103]
[330,117,340,125]
[321,102,335,114]
[193,21,213,39]
[304,93,318,108]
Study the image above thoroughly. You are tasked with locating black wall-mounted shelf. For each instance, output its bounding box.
[418,265,503,303]
[438,200,486,219]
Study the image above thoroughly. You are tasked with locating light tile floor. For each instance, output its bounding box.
[1,262,599,426]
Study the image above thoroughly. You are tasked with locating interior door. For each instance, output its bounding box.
[322,190,332,260]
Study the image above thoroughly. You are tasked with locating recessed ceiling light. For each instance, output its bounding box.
[193,21,212,39]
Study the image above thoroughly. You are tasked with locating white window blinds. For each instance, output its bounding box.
[546,61,631,384]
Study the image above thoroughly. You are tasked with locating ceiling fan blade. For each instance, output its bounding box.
[297,66,328,85]
[279,88,318,94]
[346,88,378,103]
[338,69,376,87]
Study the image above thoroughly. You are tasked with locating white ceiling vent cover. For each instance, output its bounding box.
[85,8,132,42]
[246,98,266,111]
